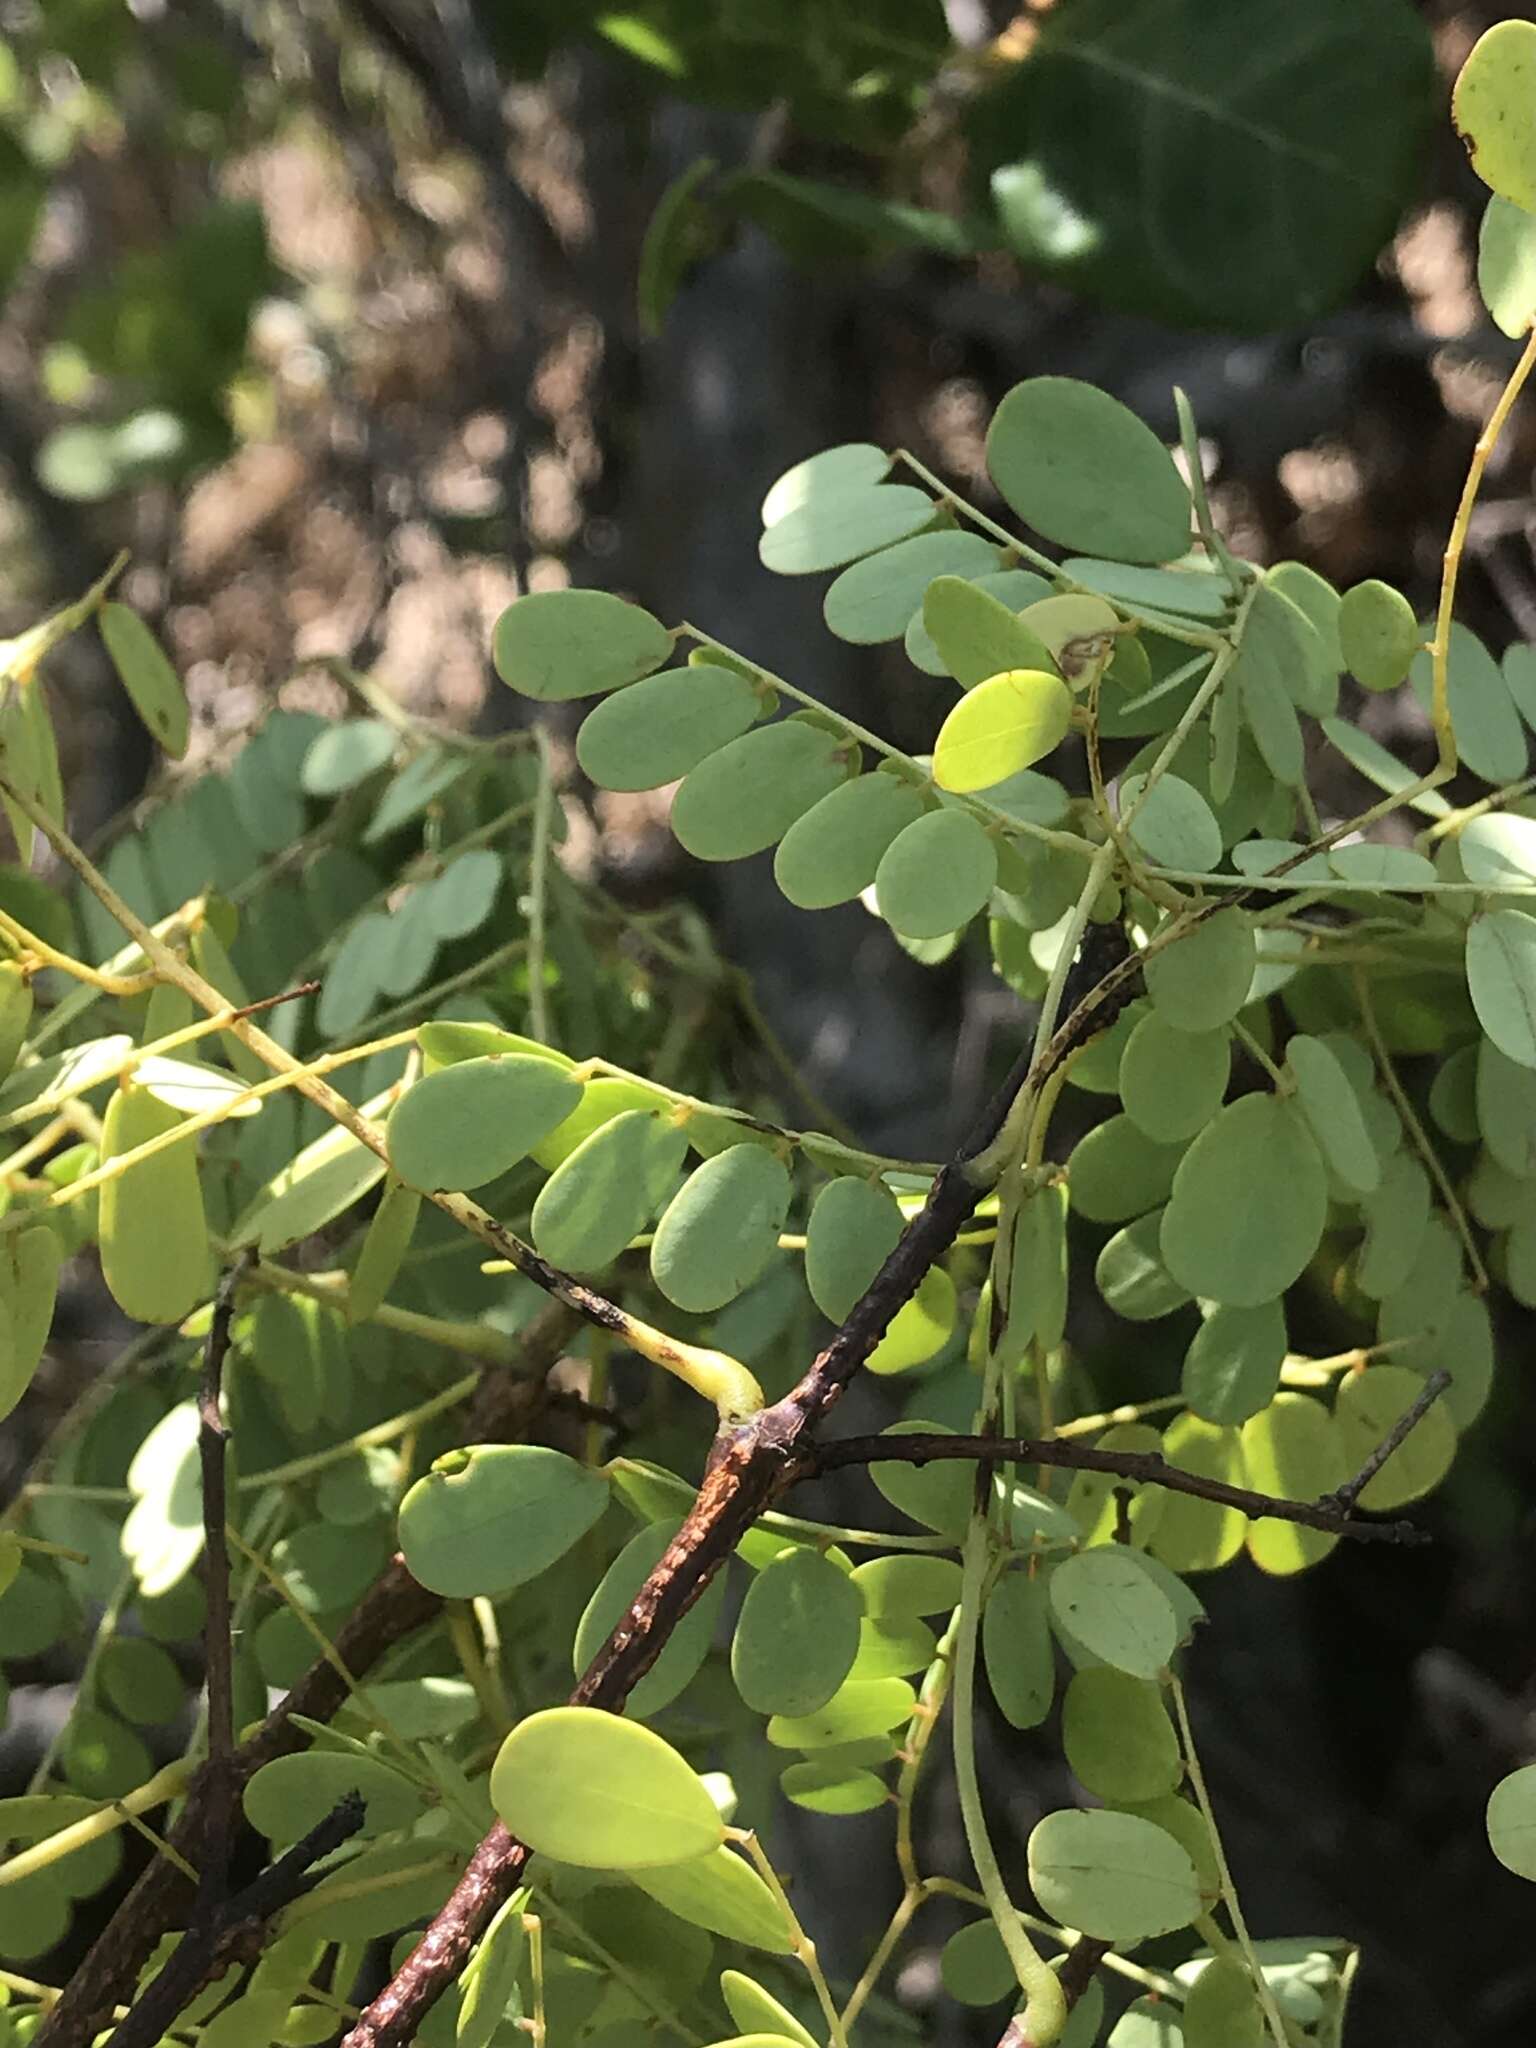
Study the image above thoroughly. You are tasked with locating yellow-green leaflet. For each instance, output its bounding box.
[1338,578,1419,691]
[348,1180,420,1322]
[0,962,32,1087]
[489,1707,724,1869]
[0,1224,62,1424]
[931,669,1072,793]
[99,1083,213,1324]
[98,601,191,757]
[632,1846,795,1954]
[720,1970,819,2048]
[1453,20,1536,212]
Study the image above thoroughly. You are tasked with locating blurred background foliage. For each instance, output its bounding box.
[1,1,1535,2041]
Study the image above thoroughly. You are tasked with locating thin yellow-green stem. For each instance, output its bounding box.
[842,1888,922,2036]
[447,1604,509,1736]
[0,1115,75,1178]
[225,1524,420,1776]
[243,1260,528,1371]
[1168,1673,1290,2048]
[1429,324,1536,772]
[0,1760,191,1887]
[282,1854,460,1930]
[922,1879,1187,1999]
[471,1597,510,1728]
[24,1566,133,1795]
[236,1370,479,1490]
[0,1966,62,2008]
[679,620,1090,856]
[1054,1392,1187,1438]
[1228,1017,1287,1090]
[952,1521,1066,2045]
[1141,866,1536,898]
[840,1615,957,2032]
[0,772,762,1421]
[525,726,555,1045]
[1352,967,1487,1291]
[1423,769,1536,843]
[734,1830,849,2048]
[0,907,157,997]
[891,448,1226,654]
[1173,387,1247,598]
[524,1911,547,2048]
[22,1030,418,1217]
[332,936,527,1046]
[25,905,206,1056]
[11,1533,86,1564]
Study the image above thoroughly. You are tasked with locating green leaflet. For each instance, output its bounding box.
[824,530,999,644]
[932,670,1072,792]
[1338,578,1418,690]
[1480,194,1536,339]
[573,1518,725,1716]
[720,1970,819,2048]
[982,1569,1054,1730]
[672,720,852,861]
[985,377,1191,564]
[1240,1394,1347,1575]
[731,1546,864,1717]
[1147,1415,1247,1575]
[773,773,927,910]
[1333,1365,1456,1510]
[758,482,935,574]
[1119,1017,1229,1142]
[1143,916,1257,1032]
[1061,1668,1182,1802]
[1029,1809,1200,1943]
[631,1846,794,1954]
[1453,21,1536,212]
[761,442,889,527]
[532,1109,687,1272]
[98,602,190,758]
[576,662,762,791]
[98,1083,213,1324]
[397,1444,609,1599]
[1118,773,1222,874]
[489,1708,724,1869]
[874,809,997,938]
[804,1174,904,1320]
[1467,910,1536,1068]
[243,1751,423,1847]
[1160,1094,1327,1306]
[1410,622,1527,785]
[1182,1301,1285,1426]
[348,1180,420,1322]
[492,589,673,701]
[1049,1549,1179,1680]
[921,574,1058,689]
[387,1056,584,1192]
[1487,1763,1536,1881]
[650,1145,790,1312]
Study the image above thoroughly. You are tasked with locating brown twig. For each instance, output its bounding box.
[229,980,321,1021]
[337,930,1142,2047]
[34,1305,576,2048]
[1324,1367,1452,1515]
[996,1935,1111,2048]
[101,1795,366,2048]
[804,1431,1433,1545]
[192,1254,252,1918]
